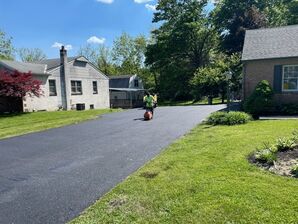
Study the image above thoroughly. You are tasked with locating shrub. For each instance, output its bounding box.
[279,104,298,115]
[275,137,296,152]
[206,111,251,125]
[254,149,277,165]
[243,80,274,117]
[291,164,298,177]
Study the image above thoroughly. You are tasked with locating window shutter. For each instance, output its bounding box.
[273,65,282,93]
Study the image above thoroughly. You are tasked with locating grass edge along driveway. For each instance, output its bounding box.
[70,120,298,224]
[0,109,120,140]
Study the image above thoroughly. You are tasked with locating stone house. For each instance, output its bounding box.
[109,75,145,108]
[0,46,110,112]
[242,25,298,103]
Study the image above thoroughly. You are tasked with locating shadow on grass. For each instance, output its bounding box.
[0,112,30,118]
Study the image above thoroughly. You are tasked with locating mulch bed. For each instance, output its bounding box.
[250,148,298,178]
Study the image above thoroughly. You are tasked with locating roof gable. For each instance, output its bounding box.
[242,25,298,61]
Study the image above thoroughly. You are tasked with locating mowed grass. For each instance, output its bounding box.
[159,97,224,106]
[0,109,120,139]
[70,120,298,224]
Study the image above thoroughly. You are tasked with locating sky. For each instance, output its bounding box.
[0,0,213,59]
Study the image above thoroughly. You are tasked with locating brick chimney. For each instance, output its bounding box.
[60,46,70,110]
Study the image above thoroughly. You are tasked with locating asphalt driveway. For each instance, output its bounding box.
[0,105,224,224]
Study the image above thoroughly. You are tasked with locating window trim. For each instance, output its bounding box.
[282,65,298,92]
[93,81,98,94]
[71,80,83,95]
[49,79,57,96]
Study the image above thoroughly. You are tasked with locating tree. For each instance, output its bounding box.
[0,70,42,98]
[213,0,297,54]
[112,33,147,75]
[146,0,218,100]
[190,53,242,104]
[288,0,298,25]
[214,4,268,54]
[78,44,100,66]
[78,44,116,75]
[18,48,47,62]
[0,30,14,60]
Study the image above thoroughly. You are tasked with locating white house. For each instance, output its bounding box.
[0,46,110,112]
[109,75,145,108]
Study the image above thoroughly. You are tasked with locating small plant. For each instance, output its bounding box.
[291,164,298,177]
[292,129,298,144]
[254,148,277,165]
[275,137,296,152]
[206,111,251,125]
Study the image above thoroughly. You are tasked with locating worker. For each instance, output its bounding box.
[153,93,158,108]
[144,92,155,117]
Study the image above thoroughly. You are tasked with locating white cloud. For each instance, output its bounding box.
[51,42,63,48]
[134,0,153,3]
[87,36,106,44]
[96,0,114,4]
[51,42,72,50]
[145,4,157,12]
[65,45,73,50]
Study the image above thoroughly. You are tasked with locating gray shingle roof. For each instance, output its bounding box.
[109,75,133,88]
[0,60,48,75]
[242,25,298,61]
[37,57,77,71]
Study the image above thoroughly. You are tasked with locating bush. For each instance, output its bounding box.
[243,80,274,117]
[254,149,277,165]
[275,137,296,152]
[206,111,251,125]
[279,104,298,115]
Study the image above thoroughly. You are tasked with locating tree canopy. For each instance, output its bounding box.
[18,48,47,62]
[0,70,42,98]
[0,30,14,60]
[146,0,218,100]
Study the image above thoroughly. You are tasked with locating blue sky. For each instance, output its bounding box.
[0,0,159,58]
[0,0,213,59]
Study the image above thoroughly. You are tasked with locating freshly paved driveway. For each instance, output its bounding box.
[0,105,224,224]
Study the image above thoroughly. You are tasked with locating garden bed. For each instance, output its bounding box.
[249,132,298,178]
[250,148,298,178]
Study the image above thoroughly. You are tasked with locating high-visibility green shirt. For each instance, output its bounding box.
[144,95,154,108]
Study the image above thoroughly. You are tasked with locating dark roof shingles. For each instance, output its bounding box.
[242,25,298,61]
[37,57,77,71]
[109,76,131,88]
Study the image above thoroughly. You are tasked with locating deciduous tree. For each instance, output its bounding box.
[18,48,47,62]
[0,30,14,60]
[0,70,42,97]
[146,0,217,100]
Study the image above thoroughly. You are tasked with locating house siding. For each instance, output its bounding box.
[23,60,109,112]
[243,57,298,104]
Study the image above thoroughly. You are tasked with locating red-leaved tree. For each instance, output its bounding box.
[0,69,42,97]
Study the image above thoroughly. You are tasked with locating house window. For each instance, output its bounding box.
[134,79,139,87]
[71,80,82,95]
[49,80,57,96]
[93,81,98,94]
[283,65,298,92]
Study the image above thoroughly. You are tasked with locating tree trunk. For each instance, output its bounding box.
[208,96,213,105]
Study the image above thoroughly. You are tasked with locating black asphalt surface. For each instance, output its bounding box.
[0,105,225,224]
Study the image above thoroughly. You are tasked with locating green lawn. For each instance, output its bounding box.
[70,120,298,224]
[0,109,120,140]
[159,97,225,106]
